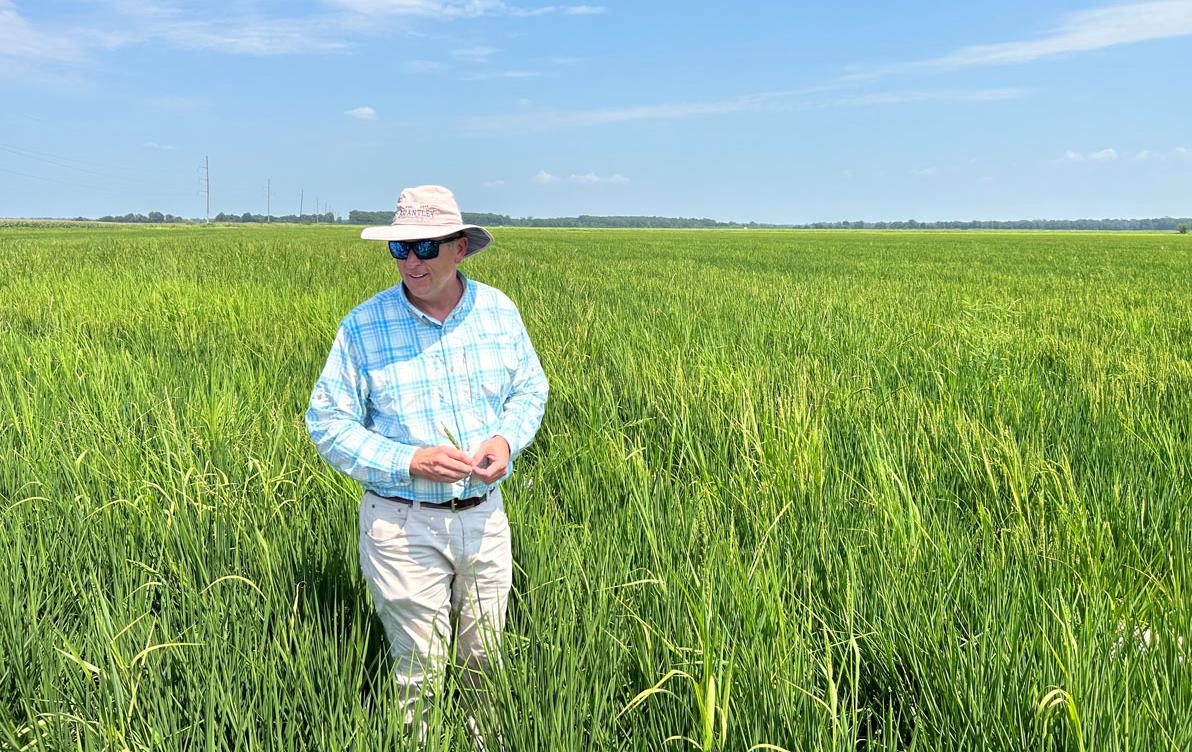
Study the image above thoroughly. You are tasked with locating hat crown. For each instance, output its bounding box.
[392,185,462,227]
[361,183,492,255]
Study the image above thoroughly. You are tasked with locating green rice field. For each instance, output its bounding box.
[1,224,1189,750]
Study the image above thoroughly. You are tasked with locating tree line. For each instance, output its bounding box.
[795,217,1192,231]
[210,212,337,224]
[90,211,339,224]
[347,210,751,228]
[90,212,189,223]
[350,211,1192,231]
[85,210,1192,231]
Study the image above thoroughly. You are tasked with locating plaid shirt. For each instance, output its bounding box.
[306,273,548,503]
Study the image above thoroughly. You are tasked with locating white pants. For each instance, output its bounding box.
[358,488,512,724]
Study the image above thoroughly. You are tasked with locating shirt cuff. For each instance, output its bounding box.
[495,421,525,459]
[389,442,418,484]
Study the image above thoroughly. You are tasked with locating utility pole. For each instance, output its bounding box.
[299,189,304,223]
[201,156,210,224]
[266,179,271,223]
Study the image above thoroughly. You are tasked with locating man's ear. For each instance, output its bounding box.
[454,235,469,261]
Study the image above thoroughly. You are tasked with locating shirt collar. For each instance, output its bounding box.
[396,271,474,326]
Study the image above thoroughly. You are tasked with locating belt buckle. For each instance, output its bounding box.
[449,497,459,512]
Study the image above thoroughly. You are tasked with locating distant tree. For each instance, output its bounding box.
[1179,223,1189,234]
[349,210,391,224]
[463,212,514,226]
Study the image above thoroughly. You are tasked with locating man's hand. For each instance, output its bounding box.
[410,446,474,483]
[470,436,511,484]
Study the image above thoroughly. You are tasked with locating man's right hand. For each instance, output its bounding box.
[409,446,474,482]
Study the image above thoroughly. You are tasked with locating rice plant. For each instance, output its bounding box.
[1,224,1188,750]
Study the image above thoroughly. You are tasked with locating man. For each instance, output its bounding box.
[305,185,549,735]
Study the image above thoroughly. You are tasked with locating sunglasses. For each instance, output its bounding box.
[388,232,464,261]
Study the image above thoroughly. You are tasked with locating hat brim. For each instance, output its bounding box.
[360,224,493,256]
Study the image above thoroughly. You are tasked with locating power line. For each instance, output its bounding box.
[1,144,195,199]
[0,143,143,183]
[0,166,111,193]
[0,166,191,201]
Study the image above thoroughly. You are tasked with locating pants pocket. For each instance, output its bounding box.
[361,497,412,543]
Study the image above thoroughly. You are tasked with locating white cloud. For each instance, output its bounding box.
[910,167,939,176]
[161,18,350,55]
[834,88,1027,106]
[4,0,352,59]
[403,59,443,73]
[1,0,605,71]
[103,2,353,55]
[451,45,500,62]
[346,106,378,120]
[142,141,176,150]
[326,0,505,16]
[507,4,607,15]
[467,89,822,132]
[507,5,559,15]
[849,0,1192,78]
[483,179,506,187]
[463,87,1024,133]
[943,1,1192,66]
[531,172,628,184]
[0,0,86,61]
[46,1,350,57]
[1130,146,1191,160]
[1063,147,1121,161]
[325,0,602,17]
[463,69,541,80]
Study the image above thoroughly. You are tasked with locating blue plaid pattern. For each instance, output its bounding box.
[306,273,549,503]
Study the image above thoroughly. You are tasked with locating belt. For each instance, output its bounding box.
[374,492,489,511]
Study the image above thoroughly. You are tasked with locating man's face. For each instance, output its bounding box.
[397,234,468,301]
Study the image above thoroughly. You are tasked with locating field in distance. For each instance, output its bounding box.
[1,224,1189,751]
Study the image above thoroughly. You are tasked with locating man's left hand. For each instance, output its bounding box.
[470,436,511,484]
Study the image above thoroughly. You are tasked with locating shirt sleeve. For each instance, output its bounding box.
[496,312,549,460]
[305,321,419,486]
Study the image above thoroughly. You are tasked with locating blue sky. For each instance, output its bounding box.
[2,0,1190,222]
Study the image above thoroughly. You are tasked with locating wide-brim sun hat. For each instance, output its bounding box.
[361,185,493,257]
